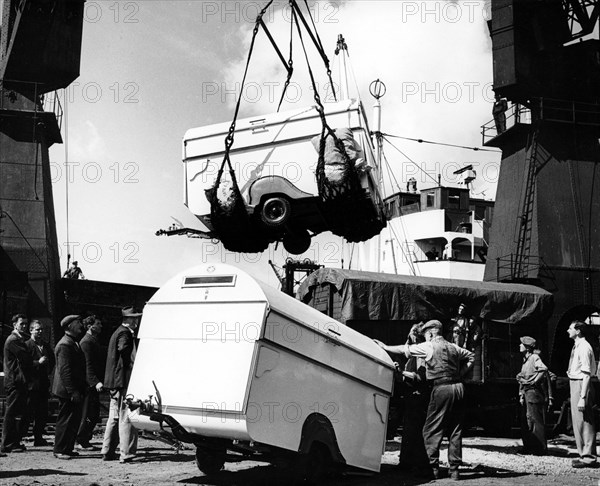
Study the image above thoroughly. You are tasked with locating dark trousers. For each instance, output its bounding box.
[521,400,547,454]
[77,387,100,445]
[1,385,28,450]
[54,397,83,454]
[423,382,465,471]
[400,389,430,468]
[25,389,50,441]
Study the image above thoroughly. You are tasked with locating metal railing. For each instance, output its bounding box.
[0,79,63,131]
[482,97,600,145]
[481,103,531,145]
[495,253,551,283]
[537,97,600,126]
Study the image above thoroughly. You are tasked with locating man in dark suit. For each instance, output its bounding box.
[52,315,86,460]
[101,306,142,463]
[1,314,33,453]
[24,320,55,446]
[76,315,105,450]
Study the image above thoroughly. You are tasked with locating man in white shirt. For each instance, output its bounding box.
[567,320,597,468]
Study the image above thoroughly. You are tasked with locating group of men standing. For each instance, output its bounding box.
[375,315,600,481]
[514,319,599,469]
[1,306,142,463]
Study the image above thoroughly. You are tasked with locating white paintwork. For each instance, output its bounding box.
[127,263,395,472]
[182,99,380,218]
[376,208,486,279]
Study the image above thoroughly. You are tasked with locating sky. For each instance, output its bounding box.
[48,0,500,289]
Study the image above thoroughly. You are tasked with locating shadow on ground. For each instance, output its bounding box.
[0,468,87,480]
[178,462,535,486]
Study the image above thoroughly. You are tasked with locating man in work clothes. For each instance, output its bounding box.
[1,314,33,453]
[516,336,549,455]
[101,306,142,463]
[25,320,55,446]
[567,320,598,468]
[376,319,474,481]
[52,315,87,460]
[76,315,105,450]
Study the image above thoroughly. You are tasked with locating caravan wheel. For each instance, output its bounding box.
[195,446,226,475]
[283,230,311,255]
[291,442,332,485]
[260,197,291,227]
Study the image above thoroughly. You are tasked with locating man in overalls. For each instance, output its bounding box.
[376,319,474,481]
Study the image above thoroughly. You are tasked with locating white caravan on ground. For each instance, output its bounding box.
[126,263,395,478]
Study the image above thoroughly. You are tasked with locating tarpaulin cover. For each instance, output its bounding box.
[297,268,554,325]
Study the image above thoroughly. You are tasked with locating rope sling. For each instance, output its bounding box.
[204,2,274,253]
[206,0,384,252]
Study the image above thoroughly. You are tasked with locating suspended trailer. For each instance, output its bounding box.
[125,263,395,478]
[183,99,386,254]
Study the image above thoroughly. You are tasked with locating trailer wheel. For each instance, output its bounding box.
[195,446,226,475]
[283,230,311,255]
[291,442,331,485]
[260,197,291,227]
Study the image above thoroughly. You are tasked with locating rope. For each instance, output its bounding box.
[205,0,275,253]
[389,222,418,277]
[381,135,439,185]
[217,0,274,183]
[382,133,501,153]
[64,87,71,266]
[296,0,336,101]
[1,210,49,272]
[381,149,403,195]
[276,3,294,112]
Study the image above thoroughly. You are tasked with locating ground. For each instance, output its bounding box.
[2,432,600,486]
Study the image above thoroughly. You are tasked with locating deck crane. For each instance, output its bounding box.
[0,0,85,342]
[482,0,600,371]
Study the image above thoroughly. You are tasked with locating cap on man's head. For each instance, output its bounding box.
[421,319,443,332]
[122,306,142,318]
[61,315,81,328]
[520,336,537,348]
[72,261,78,265]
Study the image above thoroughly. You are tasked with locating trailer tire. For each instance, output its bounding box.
[260,197,291,227]
[283,230,311,255]
[291,442,331,485]
[195,446,226,475]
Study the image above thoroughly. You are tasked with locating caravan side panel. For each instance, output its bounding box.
[246,341,389,472]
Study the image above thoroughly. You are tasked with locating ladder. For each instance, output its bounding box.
[513,126,552,279]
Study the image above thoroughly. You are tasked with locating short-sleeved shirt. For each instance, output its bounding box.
[567,338,596,379]
[405,338,474,381]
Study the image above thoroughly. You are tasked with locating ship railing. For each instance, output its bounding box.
[481,103,531,145]
[494,253,553,283]
[481,98,600,145]
[0,79,63,131]
[536,97,600,127]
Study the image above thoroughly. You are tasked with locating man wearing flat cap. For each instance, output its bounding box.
[101,306,142,463]
[52,315,86,459]
[375,319,474,481]
[516,336,550,455]
[1,314,33,454]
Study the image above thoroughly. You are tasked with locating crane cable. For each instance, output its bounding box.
[380,148,418,276]
[382,132,501,153]
[64,88,71,268]
[382,134,439,185]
